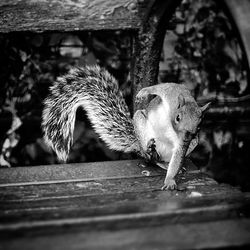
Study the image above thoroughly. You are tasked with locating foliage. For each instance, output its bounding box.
[164,0,248,100]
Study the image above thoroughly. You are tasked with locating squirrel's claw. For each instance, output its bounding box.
[146,138,161,162]
[161,178,177,190]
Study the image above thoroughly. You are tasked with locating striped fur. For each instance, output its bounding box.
[42,65,140,162]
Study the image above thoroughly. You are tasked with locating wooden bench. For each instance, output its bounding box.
[1,160,250,249]
[1,0,250,249]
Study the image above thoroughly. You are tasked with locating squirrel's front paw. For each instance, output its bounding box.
[146,138,161,162]
[161,178,177,190]
[136,88,149,102]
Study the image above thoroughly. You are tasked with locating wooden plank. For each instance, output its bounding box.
[0,0,146,33]
[0,174,238,205]
[1,193,249,234]
[0,159,249,250]
[0,160,163,185]
[1,219,250,250]
[0,176,246,213]
[132,0,182,110]
[0,160,249,234]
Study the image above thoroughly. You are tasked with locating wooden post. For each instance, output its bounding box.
[132,0,182,111]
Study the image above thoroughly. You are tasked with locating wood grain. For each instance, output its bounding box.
[0,160,158,185]
[0,160,249,232]
[0,160,250,249]
[2,219,250,250]
[0,0,145,33]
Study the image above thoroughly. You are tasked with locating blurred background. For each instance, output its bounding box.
[0,0,249,190]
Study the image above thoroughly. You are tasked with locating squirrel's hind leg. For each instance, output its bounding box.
[133,110,155,156]
[133,110,148,151]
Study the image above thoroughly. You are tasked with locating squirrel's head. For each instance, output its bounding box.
[172,94,210,143]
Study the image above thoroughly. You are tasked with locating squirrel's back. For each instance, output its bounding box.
[42,65,140,162]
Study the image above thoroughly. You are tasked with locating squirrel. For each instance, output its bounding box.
[42,65,210,190]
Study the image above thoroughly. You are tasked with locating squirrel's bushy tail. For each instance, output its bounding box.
[42,65,140,162]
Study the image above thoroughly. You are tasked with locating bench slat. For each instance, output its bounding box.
[0,0,145,32]
[0,160,249,235]
[1,192,248,232]
[1,219,250,250]
[0,160,162,185]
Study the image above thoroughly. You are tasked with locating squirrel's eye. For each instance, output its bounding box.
[175,114,181,123]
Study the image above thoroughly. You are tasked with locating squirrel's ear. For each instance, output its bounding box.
[177,94,185,109]
[201,102,211,113]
